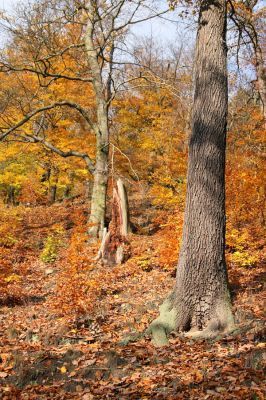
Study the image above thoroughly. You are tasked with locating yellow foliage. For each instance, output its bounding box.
[228,251,259,267]
[4,274,21,283]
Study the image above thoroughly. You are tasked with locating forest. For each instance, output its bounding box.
[0,0,265,399]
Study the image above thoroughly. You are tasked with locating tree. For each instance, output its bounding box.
[0,0,169,238]
[149,0,235,346]
[111,35,192,195]
[228,0,266,126]
[226,88,266,247]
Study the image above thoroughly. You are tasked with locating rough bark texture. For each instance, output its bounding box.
[150,0,235,346]
[97,179,130,265]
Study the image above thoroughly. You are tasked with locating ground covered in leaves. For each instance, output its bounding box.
[0,202,265,399]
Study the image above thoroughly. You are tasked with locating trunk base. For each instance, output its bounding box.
[149,295,235,347]
[149,299,177,346]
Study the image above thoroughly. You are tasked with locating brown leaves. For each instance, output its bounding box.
[0,195,265,400]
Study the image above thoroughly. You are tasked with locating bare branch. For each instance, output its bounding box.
[0,64,93,83]
[0,101,97,142]
[24,133,95,174]
[113,8,170,33]
[110,143,139,181]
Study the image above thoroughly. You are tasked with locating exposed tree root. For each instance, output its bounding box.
[147,299,177,346]
[147,296,236,346]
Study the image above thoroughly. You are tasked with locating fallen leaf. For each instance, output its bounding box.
[83,358,96,367]
[216,386,226,393]
[60,366,67,373]
[82,394,94,400]
[194,370,204,383]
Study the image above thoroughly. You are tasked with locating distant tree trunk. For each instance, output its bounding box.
[6,185,16,206]
[254,42,266,126]
[239,2,266,127]
[48,171,58,205]
[40,166,51,183]
[97,179,131,265]
[64,185,71,199]
[48,185,57,204]
[150,0,235,346]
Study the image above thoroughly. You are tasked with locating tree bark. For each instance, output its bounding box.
[117,178,131,237]
[254,41,266,127]
[85,8,109,239]
[150,0,235,345]
[239,1,266,127]
[6,185,16,206]
[48,185,57,204]
[97,179,131,265]
[88,127,109,238]
[48,170,58,205]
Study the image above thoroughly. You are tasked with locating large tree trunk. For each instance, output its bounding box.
[85,10,109,239]
[150,0,235,346]
[88,99,109,238]
[88,140,108,238]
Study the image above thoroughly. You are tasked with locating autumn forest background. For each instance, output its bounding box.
[0,0,265,399]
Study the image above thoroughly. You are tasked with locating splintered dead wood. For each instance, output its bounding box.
[97,179,131,265]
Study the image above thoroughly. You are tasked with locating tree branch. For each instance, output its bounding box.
[28,134,95,174]
[0,101,97,141]
[0,64,93,83]
[9,133,95,175]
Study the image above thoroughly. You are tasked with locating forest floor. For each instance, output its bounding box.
[0,201,265,399]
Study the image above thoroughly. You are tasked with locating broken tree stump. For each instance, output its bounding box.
[97,178,131,265]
